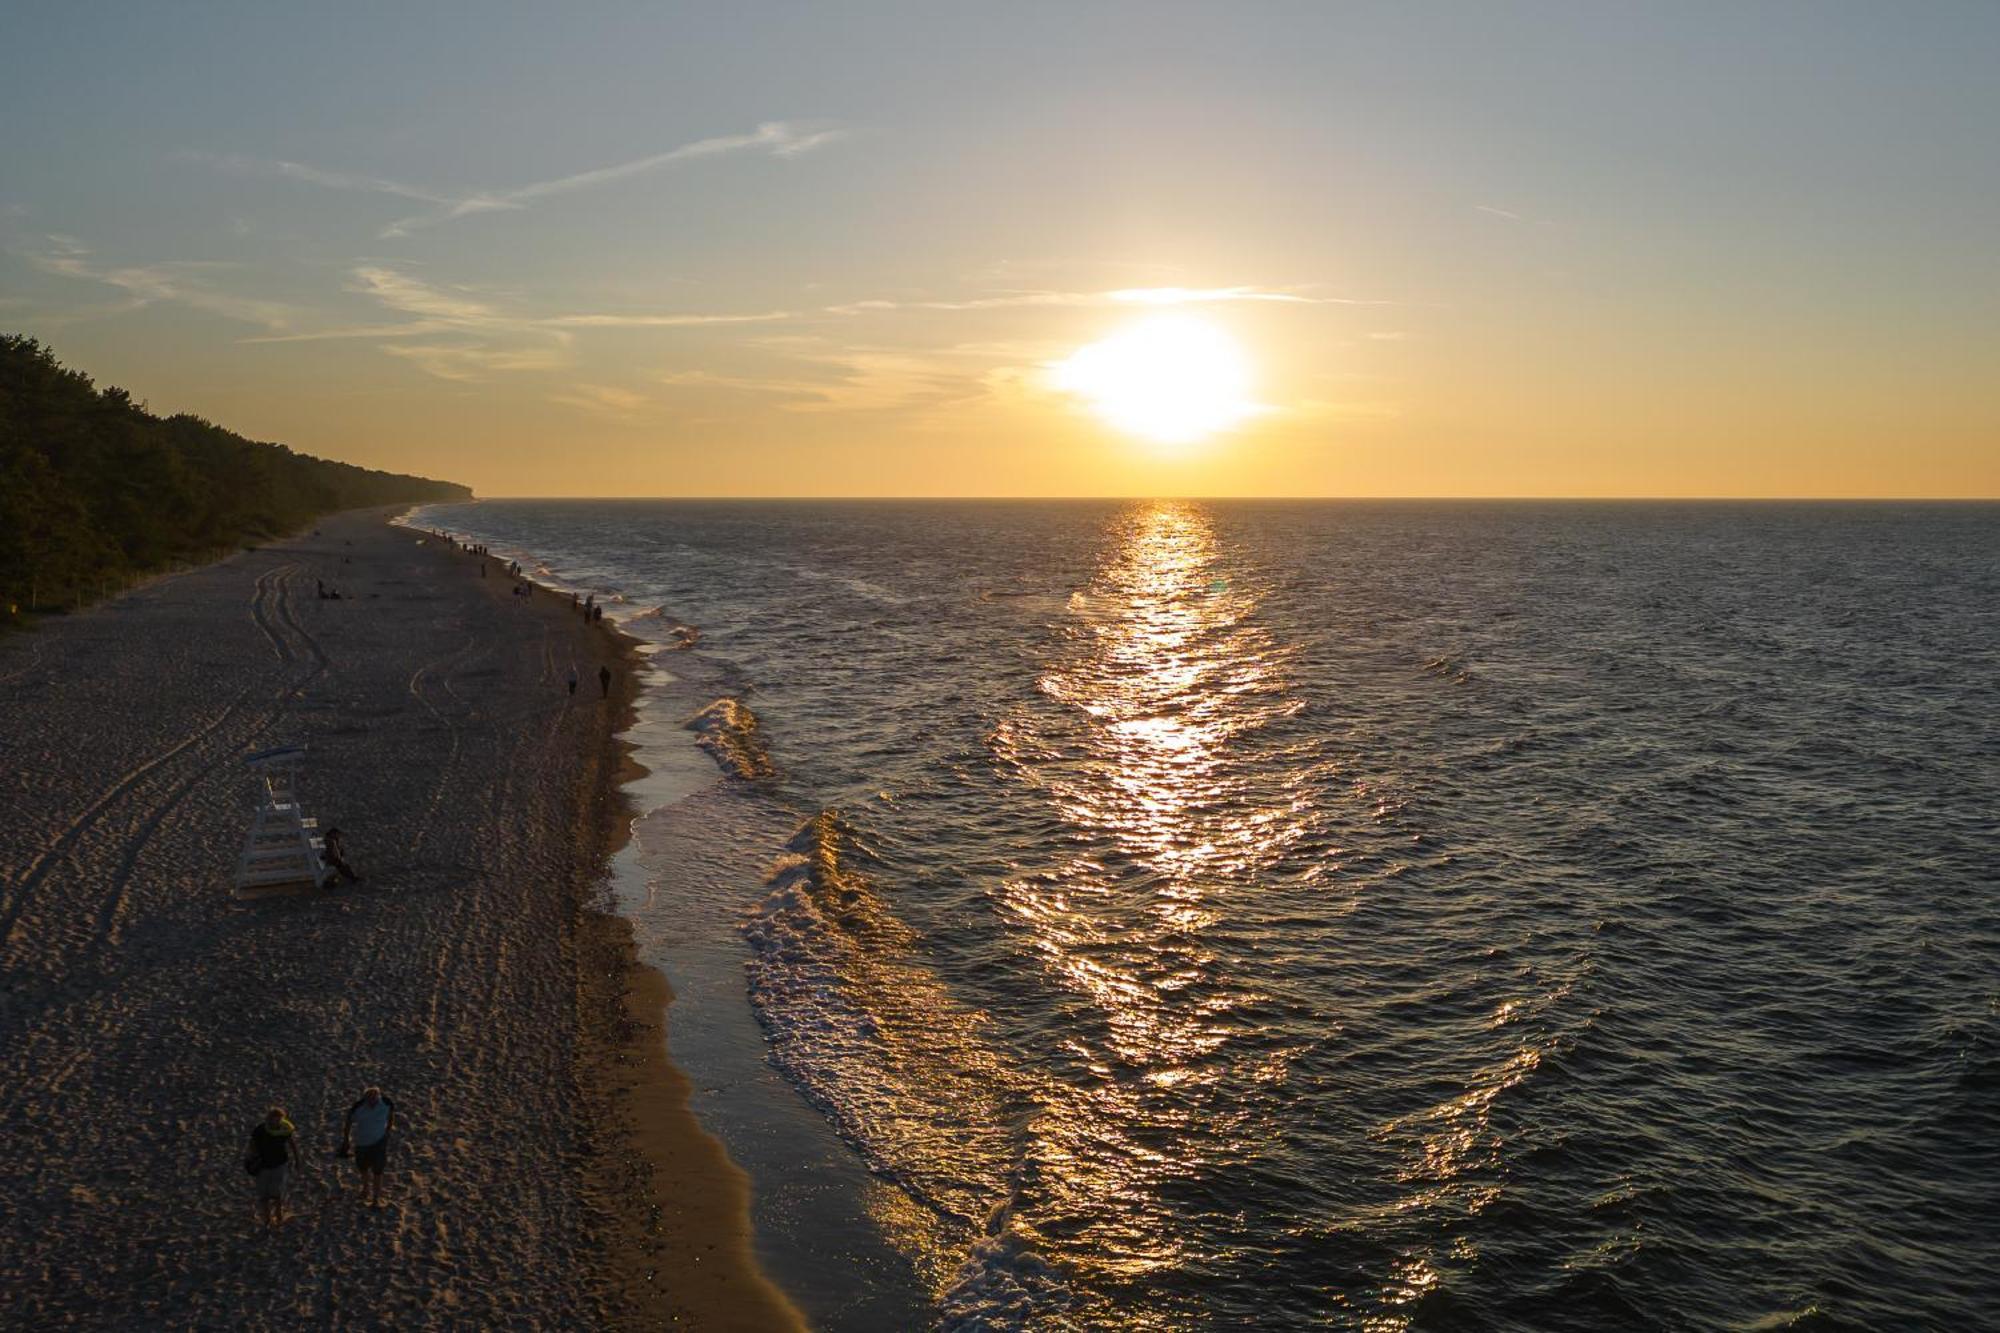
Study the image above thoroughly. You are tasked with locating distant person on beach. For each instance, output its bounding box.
[322,827,360,883]
[247,1105,296,1229]
[599,664,611,698]
[340,1087,396,1207]
[567,667,579,696]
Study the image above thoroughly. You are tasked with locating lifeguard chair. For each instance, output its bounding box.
[233,744,330,896]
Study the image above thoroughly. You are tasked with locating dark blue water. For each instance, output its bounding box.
[418,500,2000,1331]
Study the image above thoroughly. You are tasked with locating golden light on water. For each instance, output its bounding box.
[1050,315,1262,447]
[983,502,1313,1318]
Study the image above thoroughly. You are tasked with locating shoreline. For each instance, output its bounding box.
[403,502,936,1332]
[515,538,807,1331]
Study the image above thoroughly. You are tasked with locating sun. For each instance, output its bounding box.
[1051,314,1261,446]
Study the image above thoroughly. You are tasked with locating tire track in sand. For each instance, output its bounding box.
[94,563,336,950]
[406,628,488,857]
[2,563,326,966]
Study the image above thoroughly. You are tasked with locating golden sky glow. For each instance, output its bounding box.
[3,6,1996,497]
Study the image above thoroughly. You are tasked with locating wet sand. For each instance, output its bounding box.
[0,510,802,1329]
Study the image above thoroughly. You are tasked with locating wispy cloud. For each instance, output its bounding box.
[821,285,1389,315]
[657,334,1073,421]
[1108,286,1319,305]
[239,259,1394,386]
[544,310,798,328]
[20,234,295,331]
[350,266,507,323]
[250,265,573,380]
[379,342,570,382]
[1474,204,1523,222]
[193,153,456,205]
[198,121,845,239]
[548,383,655,418]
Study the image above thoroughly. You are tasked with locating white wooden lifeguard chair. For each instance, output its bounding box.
[233,744,330,897]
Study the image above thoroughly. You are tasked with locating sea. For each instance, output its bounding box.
[410,499,1999,1332]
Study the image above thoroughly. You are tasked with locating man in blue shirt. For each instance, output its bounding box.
[340,1086,396,1207]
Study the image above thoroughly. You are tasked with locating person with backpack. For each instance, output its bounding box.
[246,1105,297,1229]
[340,1086,396,1207]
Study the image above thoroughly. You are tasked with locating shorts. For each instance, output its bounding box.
[256,1163,288,1199]
[355,1140,388,1172]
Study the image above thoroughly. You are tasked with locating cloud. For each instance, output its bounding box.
[544,310,798,328]
[242,321,459,344]
[548,383,654,418]
[657,337,1045,419]
[821,291,1099,315]
[499,122,839,204]
[379,342,570,382]
[322,265,575,379]
[1107,286,1318,305]
[193,152,456,205]
[244,257,1397,387]
[350,266,506,324]
[20,234,295,331]
[820,285,1390,316]
[198,122,845,239]
[1474,204,1523,222]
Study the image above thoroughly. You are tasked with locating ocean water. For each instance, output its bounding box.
[415,499,1999,1331]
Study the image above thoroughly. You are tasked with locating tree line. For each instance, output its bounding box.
[1,335,469,621]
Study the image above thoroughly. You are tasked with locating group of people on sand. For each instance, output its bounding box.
[247,1087,395,1229]
[567,663,613,698]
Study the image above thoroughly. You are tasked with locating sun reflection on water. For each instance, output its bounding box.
[988,501,1318,1323]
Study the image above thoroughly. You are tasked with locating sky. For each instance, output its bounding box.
[2,1,1996,497]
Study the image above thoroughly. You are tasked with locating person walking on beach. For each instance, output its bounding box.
[567,667,579,697]
[340,1086,396,1208]
[599,664,611,698]
[247,1105,297,1229]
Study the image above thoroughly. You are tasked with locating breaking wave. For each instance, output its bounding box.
[686,697,776,780]
[742,809,1068,1319]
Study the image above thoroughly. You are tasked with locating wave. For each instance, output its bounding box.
[685,697,776,780]
[742,809,1065,1318]
[628,606,702,648]
[1423,653,1476,684]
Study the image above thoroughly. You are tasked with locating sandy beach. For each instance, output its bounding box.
[0,510,802,1330]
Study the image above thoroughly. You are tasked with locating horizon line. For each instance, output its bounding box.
[444,493,2000,503]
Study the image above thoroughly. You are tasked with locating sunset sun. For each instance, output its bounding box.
[1051,314,1261,446]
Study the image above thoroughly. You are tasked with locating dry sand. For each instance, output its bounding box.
[0,511,805,1330]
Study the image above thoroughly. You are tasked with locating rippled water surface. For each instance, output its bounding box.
[419,500,1999,1330]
